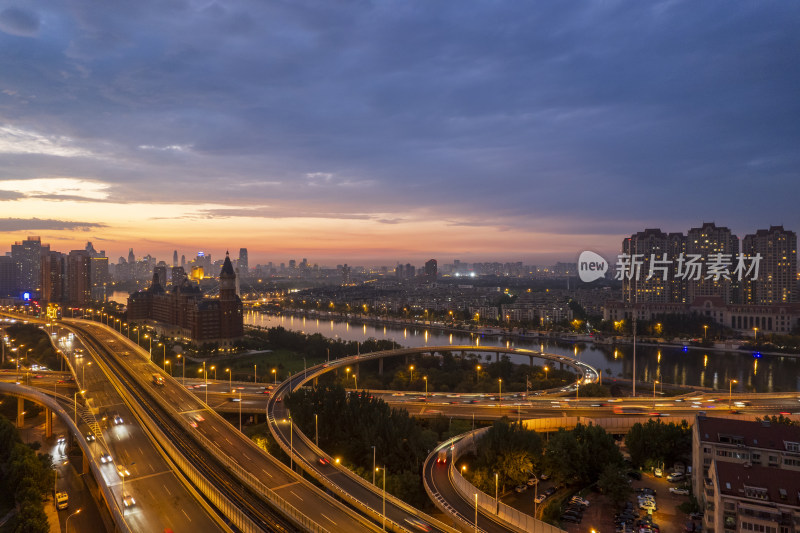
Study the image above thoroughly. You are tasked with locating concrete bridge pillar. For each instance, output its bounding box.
[82,452,89,474]
[560,362,564,370]
[495,351,500,363]
[528,355,534,368]
[16,397,24,428]
[45,408,52,438]
[378,358,383,375]
[313,376,319,387]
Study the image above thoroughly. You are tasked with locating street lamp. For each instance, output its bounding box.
[753,327,759,341]
[158,342,166,368]
[409,365,415,384]
[371,445,376,485]
[375,466,387,530]
[423,376,428,399]
[272,368,277,385]
[315,413,319,447]
[239,392,242,431]
[165,359,171,375]
[177,354,184,385]
[531,473,539,516]
[254,364,257,385]
[498,378,502,404]
[226,368,231,393]
[495,472,499,513]
[66,509,82,533]
[544,366,549,381]
[211,365,216,380]
[476,365,481,384]
[703,325,708,339]
[73,390,85,423]
[653,380,659,406]
[729,379,738,409]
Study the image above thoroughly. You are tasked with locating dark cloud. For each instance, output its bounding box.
[0,7,39,37]
[0,218,105,231]
[0,0,798,240]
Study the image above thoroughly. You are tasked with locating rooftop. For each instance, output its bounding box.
[697,416,800,452]
[716,461,800,508]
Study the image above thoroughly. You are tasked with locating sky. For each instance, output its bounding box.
[0,1,799,266]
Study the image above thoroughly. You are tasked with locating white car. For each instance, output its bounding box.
[654,467,663,477]
[639,500,657,511]
[534,494,547,504]
[122,494,136,507]
[100,453,113,463]
[570,496,590,506]
[670,487,690,495]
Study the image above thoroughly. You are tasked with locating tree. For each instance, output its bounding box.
[498,450,534,488]
[625,419,691,469]
[597,463,633,507]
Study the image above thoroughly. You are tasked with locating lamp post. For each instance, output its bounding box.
[254,364,257,385]
[315,413,319,447]
[476,365,481,384]
[239,392,242,431]
[729,379,738,409]
[159,342,166,369]
[531,473,539,517]
[371,445,376,485]
[474,493,478,533]
[498,378,502,404]
[82,361,92,386]
[753,327,759,341]
[226,368,231,393]
[177,354,184,385]
[73,390,85,423]
[66,509,82,533]
[165,359,171,375]
[409,365,414,384]
[653,380,659,407]
[544,365,549,381]
[272,368,277,386]
[424,376,428,399]
[376,466,387,530]
[495,472,499,513]
[703,325,708,339]
[211,365,216,380]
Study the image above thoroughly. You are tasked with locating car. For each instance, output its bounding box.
[653,467,663,477]
[229,397,242,402]
[670,487,690,495]
[116,465,131,477]
[667,472,685,482]
[85,433,96,442]
[639,501,657,511]
[122,494,136,507]
[57,434,66,444]
[527,477,538,486]
[403,518,432,532]
[100,453,113,463]
[539,473,549,481]
[560,514,581,523]
[55,491,69,510]
[637,487,657,496]
[563,510,583,519]
[318,457,330,466]
[570,496,589,506]
[514,484,527,493]
[534,494,547,504]
[112,414,123,425]
[544,487,556,496]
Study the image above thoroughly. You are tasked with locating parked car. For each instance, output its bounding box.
[667,472,685,482]
[571,496,590,506]
[514,485,527,493]
[561,514,581,523]
[534,494,547,504]
[670,487,690,495]
[653,467,663,477]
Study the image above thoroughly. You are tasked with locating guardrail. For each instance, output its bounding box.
[447,428,566,533]
[0,382,133,533]
[69,320,366,533]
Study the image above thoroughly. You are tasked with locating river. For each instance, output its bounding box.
[244,310,800,393]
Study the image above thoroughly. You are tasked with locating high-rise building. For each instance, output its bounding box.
[153,264,167,289]
[238,248,248,275]
[742,226,797,304]
[128,248,135,264]
[686,222,739,304]
[424,259,438,282]
[181,254,186,267]
[67,250,91,306]
[173,250,178,267]
[11,236,48,298]
[90,256,109,301]
[41,252,66,303]
[0,256,15,297]
[621,229,686,304]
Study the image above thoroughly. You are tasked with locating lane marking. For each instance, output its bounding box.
[320,513,336,526]
[289,490,303,502]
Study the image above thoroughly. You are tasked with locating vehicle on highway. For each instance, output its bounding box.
[55,491,69,510]
[122,494,136,507]
[670,487,690,495]
[152,373,165,386]
[614,405,648,415]
[229,397,242,402]
[100,453,113,463]
[116,464,131,477]
[85,433,95,442]
[57,434,66,444]
[404,517,432,531]
[112,414,123,425]
[437,448,448,464]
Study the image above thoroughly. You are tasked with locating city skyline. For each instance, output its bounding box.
[1,2,799,263]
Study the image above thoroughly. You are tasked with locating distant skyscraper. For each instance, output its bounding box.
[153,264,167,289]
[341,264,351,284]
[424,259,437,281]
[41,252,66,303]
[128,248,135,264]
[181,254,186,267]
[89,256,109,301]
[238,248,248,275]
[0,256,15,297]
[67,250,91,306]
[742,226,797,304]
[11,236,48,298]
[686,222,739,304]
[173,250,178,267]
